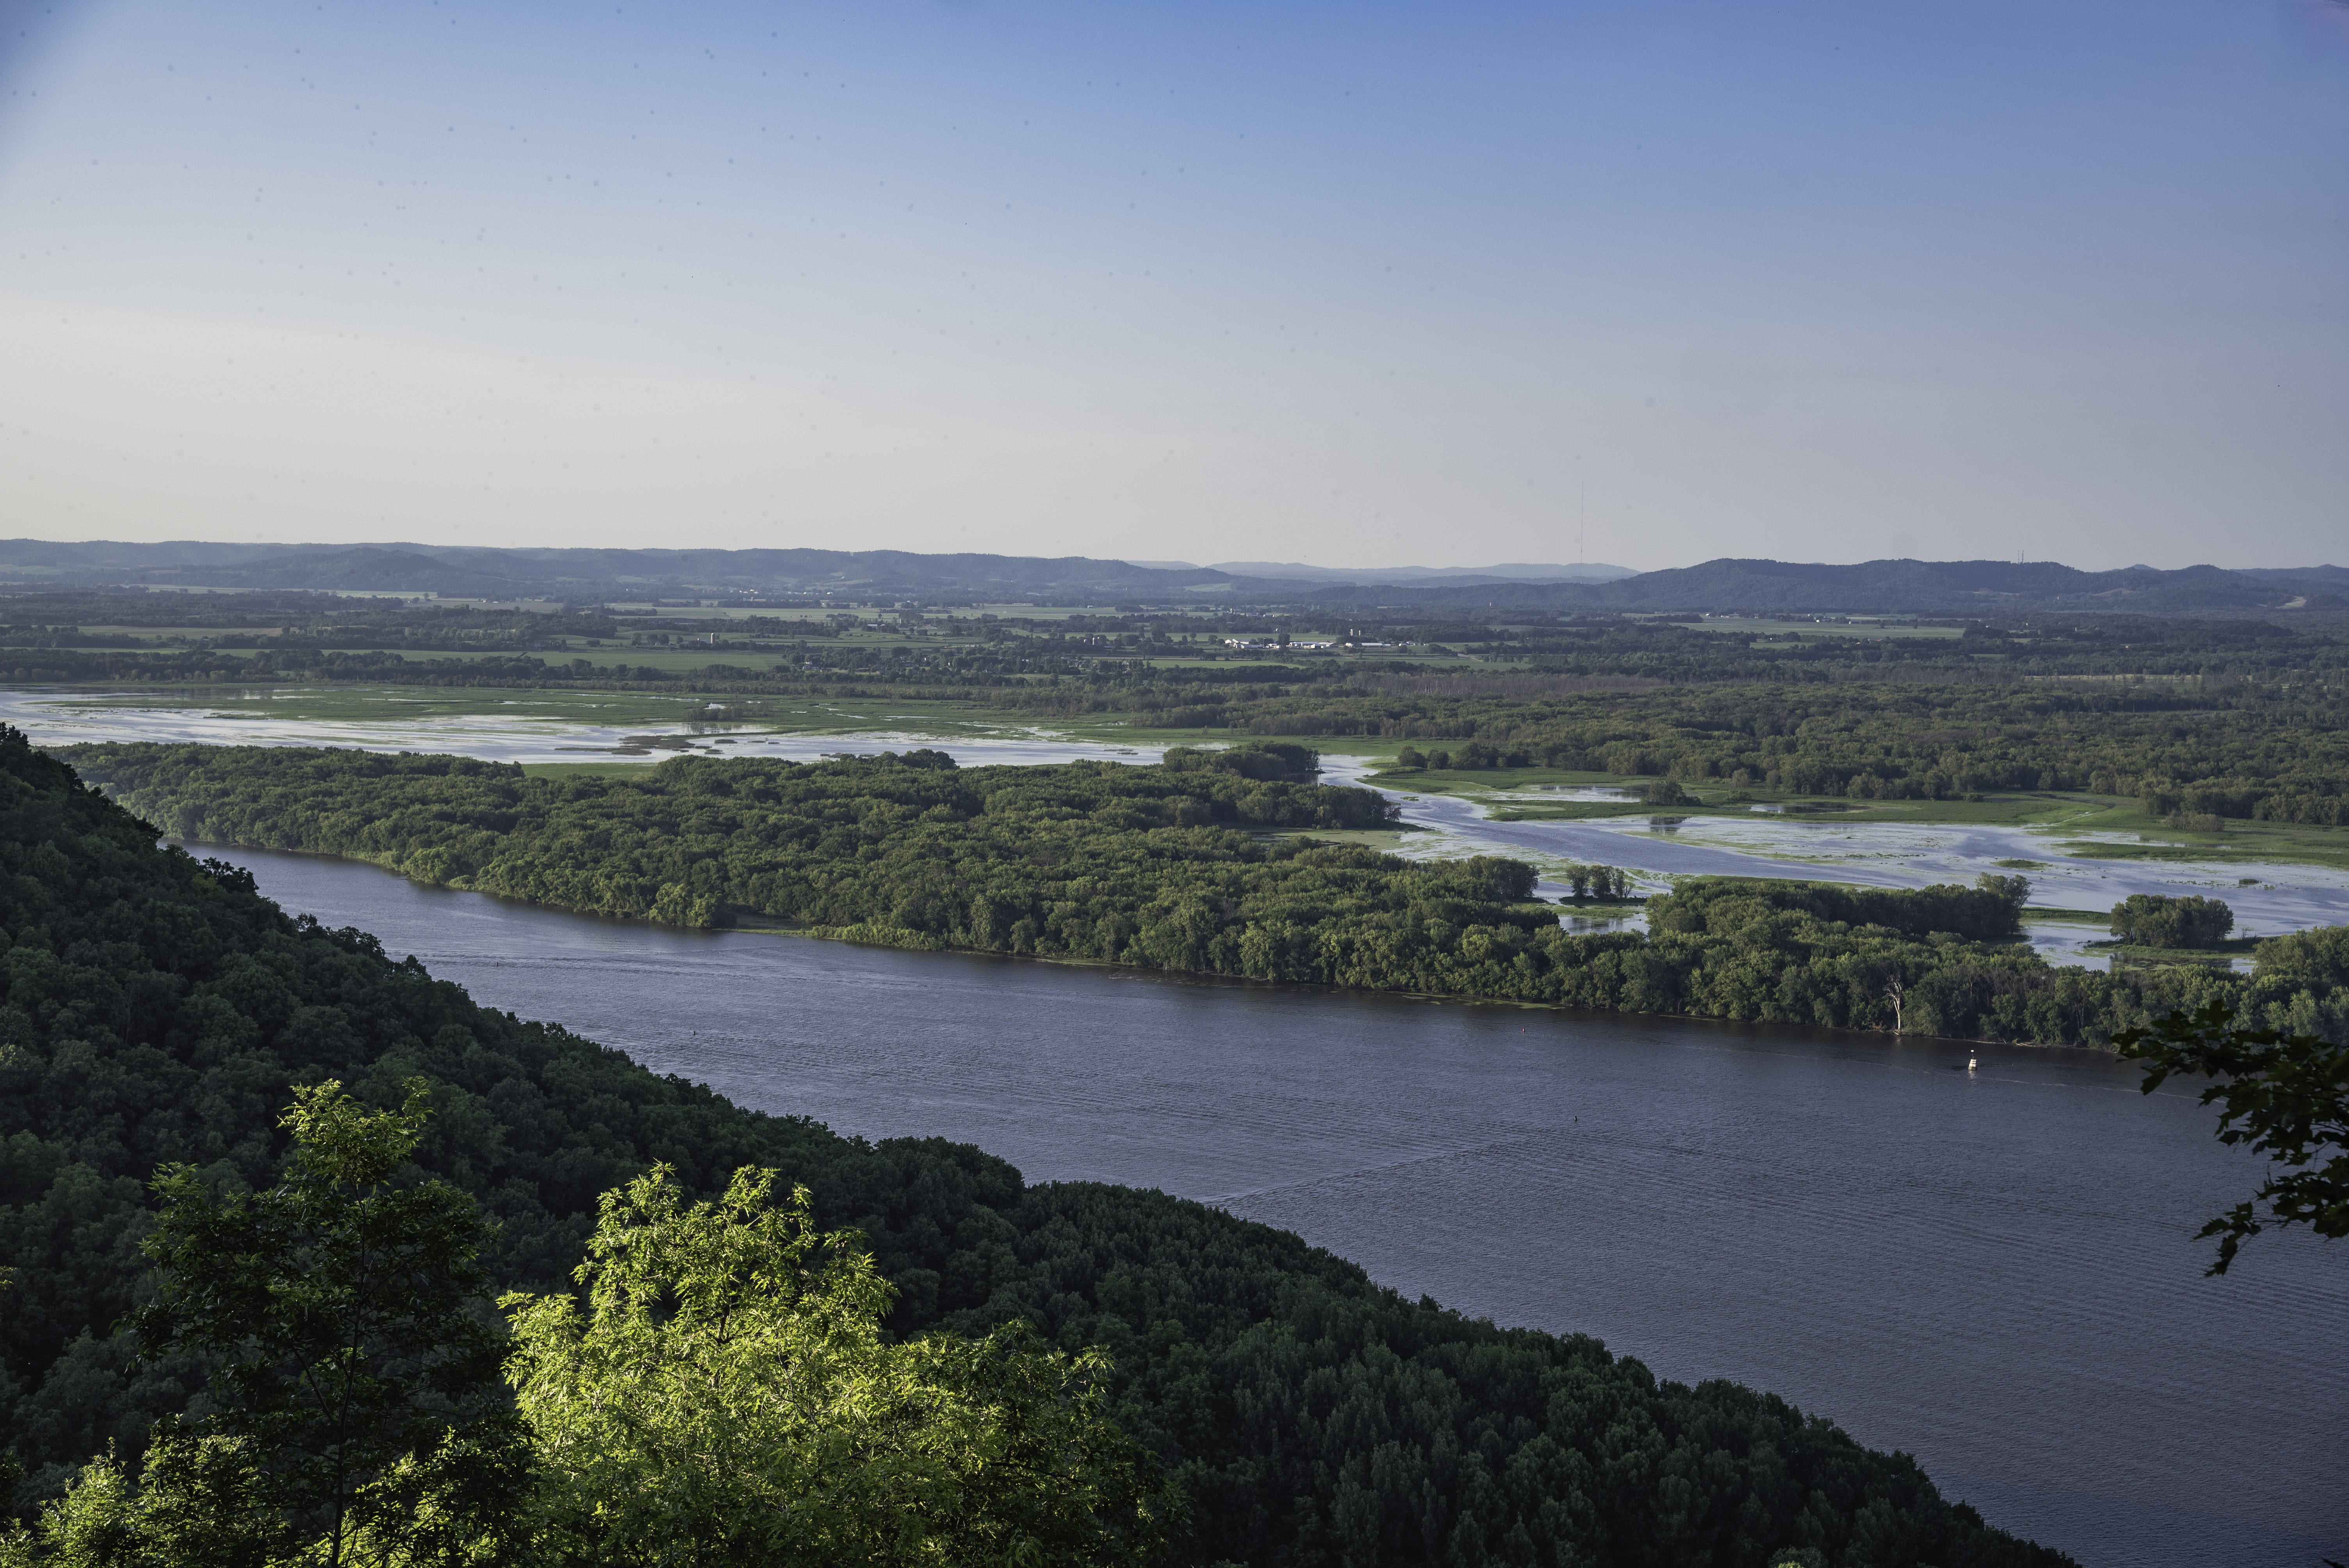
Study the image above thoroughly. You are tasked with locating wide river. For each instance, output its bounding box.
[209,844,2344,1568]
[12,691,2342,1561]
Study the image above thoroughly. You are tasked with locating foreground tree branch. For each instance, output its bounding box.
[2113,1002,2349,1275]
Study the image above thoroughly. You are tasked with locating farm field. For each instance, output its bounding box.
[1663,617,1968,639]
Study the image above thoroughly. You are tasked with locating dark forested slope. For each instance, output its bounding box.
[0,724,2076,1565]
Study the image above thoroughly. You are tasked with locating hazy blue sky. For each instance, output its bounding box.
[1,0,2342,570]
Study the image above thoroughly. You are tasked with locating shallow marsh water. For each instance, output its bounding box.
[207,844,2349,1568]
[1351,770,2349,942]
[0,685,1142,767]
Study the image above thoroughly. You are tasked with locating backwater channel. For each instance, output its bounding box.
[207,844,2346,1568]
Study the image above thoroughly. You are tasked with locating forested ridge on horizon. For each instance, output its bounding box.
[0,726,2079,1565]
[2,543,2343,615]
[62,741,2349,1050]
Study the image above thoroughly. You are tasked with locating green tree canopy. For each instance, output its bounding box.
[128,1079,528,1563]
[503,1165,1178,1567]
[2108,894,2235,949]
[4,1082,529,1567]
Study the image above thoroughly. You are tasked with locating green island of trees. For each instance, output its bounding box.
[2107,894,2236,949]
[61,740,2349,1048]
[0,728,2083,1562]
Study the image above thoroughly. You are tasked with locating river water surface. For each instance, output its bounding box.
[207,845,2346,1568]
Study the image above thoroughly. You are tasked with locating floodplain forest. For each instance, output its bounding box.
[64,739,2349,1049]
[7,589,2349,824]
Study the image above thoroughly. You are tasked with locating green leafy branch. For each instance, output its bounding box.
[2114,1001,2349,1275]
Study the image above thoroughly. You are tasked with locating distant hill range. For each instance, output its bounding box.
[1130,560,1642,586]
[0,540,2342,615]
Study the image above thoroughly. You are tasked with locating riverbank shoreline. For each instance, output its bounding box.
[165,834,2149,1053]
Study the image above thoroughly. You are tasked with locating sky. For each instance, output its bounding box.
[0,0,2344,572]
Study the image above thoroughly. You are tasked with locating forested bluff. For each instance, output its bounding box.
[63,740,2349,1049]
[0,728,2080,1564]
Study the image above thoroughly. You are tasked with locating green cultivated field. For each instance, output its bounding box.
[1666,617,1967,640]
[567,648,801,672]
[37,685,1032,737]
[52,684,725,726]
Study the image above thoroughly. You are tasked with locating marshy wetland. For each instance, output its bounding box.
[11,682,2349,945]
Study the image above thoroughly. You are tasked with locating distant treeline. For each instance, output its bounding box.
[64,743,2349,1048]
[0,646,1098,690]
[15,627,2346,716]
[8,589,2344,676]
[1068,680,2349,822]
[0,725,2076,1565]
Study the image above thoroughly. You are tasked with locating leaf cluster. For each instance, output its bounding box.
[2114,1002,2349,1273]
[2105,894,2235,949]
[129,1080,517,1557]
[506,1166,1175,1566]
